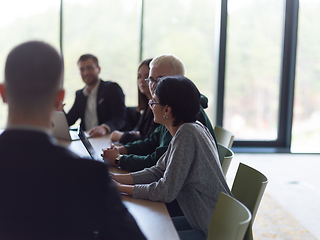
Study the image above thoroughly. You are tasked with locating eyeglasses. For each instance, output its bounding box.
[148,99,160,109]
[145,77,162,86]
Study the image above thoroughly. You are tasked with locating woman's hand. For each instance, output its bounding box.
[110,130,124,142]
[102,144,120,166]
[129,131,140,136]
[110,172,134,185]
[110,173,134,195]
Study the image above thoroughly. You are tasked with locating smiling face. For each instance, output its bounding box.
[137,64,151,97]
[148,64,175,93]
[78,58,100,87]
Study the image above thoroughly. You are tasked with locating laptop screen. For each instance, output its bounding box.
[51,111,80,141]
[78,127,104,162]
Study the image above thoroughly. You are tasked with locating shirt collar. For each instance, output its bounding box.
[83,79,101,97]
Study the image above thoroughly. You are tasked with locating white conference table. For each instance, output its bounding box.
[57,135,180,240]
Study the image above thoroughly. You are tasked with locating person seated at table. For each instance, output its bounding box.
[102,54,218,172]
[60,54,127,137]
[103,54,218,218]
[0,41,145,240]
[110,58,159,145]
[106,76,232,239]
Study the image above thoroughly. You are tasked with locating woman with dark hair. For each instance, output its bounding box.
[110,58,159,144]
[105,76,231,239]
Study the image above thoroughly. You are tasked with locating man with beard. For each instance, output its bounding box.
[64,54,126,137]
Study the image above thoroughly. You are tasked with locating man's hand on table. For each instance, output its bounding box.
[88,125,109,137]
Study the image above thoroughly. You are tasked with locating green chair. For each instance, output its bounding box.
[217,143,234,177]
[207,192,251,240]
[231,163,268,240]
[214,125,235,149]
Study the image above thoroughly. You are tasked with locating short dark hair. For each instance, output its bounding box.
[154,75,200,126]
[5,41,63,110]
[77,54,99,67]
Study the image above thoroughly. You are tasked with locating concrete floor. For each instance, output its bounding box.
[226,153,320,239]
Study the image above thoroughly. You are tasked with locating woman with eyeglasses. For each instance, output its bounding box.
[110,58,159,144]
[107,76,231,239]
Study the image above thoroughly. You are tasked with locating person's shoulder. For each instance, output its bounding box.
[177,122,206,136]
[180,121,199,129]
[100,79,120,87]
[100,79,123,93]
[75,88,85,96]
[176,122,197,136]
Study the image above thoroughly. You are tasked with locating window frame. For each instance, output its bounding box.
[214,0,299,153]
[57,0,300,152]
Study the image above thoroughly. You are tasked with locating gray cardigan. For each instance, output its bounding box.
[131,121,232,236]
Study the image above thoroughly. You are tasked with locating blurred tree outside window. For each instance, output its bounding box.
[0,0,319,153]
[291,0,320,153]
[224,0,283,141]
[62,0,139,117]
[0,0,60,128]
[143,0,216,122]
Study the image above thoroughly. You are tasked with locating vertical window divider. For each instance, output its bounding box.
[278,0,299,149]
[138,0,144,62]
[214,0,228,126]
[60,0,64,86]
[216,0,299,152]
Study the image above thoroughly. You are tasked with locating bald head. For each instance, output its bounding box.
[4,41,63,113]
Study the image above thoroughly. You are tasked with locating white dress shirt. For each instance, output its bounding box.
[83,80,100,131]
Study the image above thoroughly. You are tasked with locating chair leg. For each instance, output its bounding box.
[244,227,254,240]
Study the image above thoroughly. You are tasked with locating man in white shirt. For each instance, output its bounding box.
[63,54,127,137]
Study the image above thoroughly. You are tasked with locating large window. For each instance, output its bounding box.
[0,0,318,153]
[63,0,140,114]
[291,0,320,153]
[223,0,284,141]
[0,0,60,128]
[143,0,216,120]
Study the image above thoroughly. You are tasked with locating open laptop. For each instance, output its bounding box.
[78,127,104,162]
[51,111,89,141]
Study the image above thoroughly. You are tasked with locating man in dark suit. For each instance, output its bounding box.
[65,54,126,137]
[0,41,145,240]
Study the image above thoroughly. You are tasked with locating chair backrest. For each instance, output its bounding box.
[231,163,268,240]
[217,143,234,177]
[207,192,251,240]
[214,125,235,149]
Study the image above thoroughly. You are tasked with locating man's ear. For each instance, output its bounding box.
[0,84,6,103]
[54,89,65,109]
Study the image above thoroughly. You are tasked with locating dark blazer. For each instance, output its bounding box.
[0,129,146,240]
[66,79,127,132]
